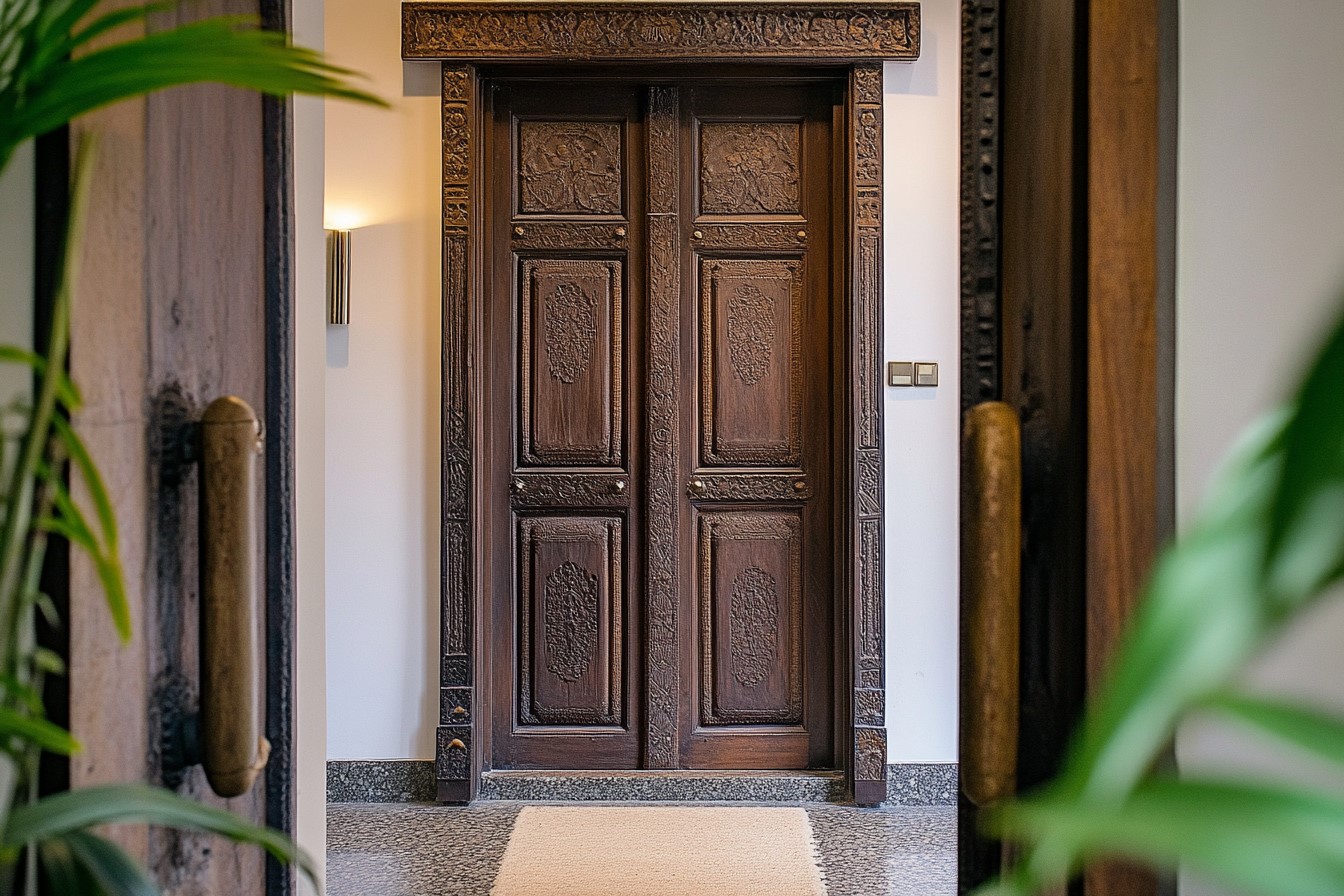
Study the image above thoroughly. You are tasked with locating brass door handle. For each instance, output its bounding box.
[960,401,1021,809]
[199,396,269,799]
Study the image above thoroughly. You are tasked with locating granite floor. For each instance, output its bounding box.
[327,801,955,896]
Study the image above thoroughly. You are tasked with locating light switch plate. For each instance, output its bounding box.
[914,361,939,387]
[887,361,914,387]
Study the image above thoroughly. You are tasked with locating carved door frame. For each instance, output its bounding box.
[401,1,921,805]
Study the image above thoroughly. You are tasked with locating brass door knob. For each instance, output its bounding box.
[688,478,706,494]
[613,479,627,494]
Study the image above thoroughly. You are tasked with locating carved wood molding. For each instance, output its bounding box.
[960,0,1001,410]
[404,2,920,63]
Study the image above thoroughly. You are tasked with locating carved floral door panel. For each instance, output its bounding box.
[487,85,644,770]
[681,86,837,770]
[485,79,837,772]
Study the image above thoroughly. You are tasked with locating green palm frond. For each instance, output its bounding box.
[0,0,385,171]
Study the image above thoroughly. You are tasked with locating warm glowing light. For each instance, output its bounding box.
[324,207,368,231]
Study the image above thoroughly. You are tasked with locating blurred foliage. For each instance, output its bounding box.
[981,300,1344,896]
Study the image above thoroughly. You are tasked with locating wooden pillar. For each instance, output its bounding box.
[1085,0,1176,892]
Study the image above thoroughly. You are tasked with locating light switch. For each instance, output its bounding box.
[887,361,914,387]
[915,361,939,387]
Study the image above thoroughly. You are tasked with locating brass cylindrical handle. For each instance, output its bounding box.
[199,396,269,799]
[960,401,1021,808]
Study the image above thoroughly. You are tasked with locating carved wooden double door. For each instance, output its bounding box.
[485,78,840,772]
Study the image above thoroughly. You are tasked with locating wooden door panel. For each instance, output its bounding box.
[517,516,624,728]
[519,257,624,466]
[699,257,803,466]
[697,512,803,726]
[517,120,625,217]
[488,84,642,770]
[697,122,803,217]
[680,86,836,771]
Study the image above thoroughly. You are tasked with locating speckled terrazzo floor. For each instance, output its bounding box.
[327,802,955,896]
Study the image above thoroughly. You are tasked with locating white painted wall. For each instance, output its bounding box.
[322,0,962,764]
[1175,2,1344,893]
[882,0,961,763]
[323,0,442,760]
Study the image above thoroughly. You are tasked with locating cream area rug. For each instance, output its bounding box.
[490,806,828,896]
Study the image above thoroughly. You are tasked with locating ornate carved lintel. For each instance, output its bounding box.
[405,4,921,63]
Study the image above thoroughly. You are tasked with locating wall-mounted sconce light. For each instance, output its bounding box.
[326,229,351,325]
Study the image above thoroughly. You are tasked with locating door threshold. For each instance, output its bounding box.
[477,769,846,803]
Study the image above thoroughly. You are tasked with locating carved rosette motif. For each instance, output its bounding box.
[699,513,802,725]
[544,281,598,383]
[518,518,623,727]
[543,561,600,682]
[726,284,776,385]
[700,123,800,215]
[519,258,622,466]
[404,5,920,61]
[730,566,779,687]
[701,258,803,466]
[519,121,622,215]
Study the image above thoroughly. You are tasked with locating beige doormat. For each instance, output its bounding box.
[490,806,827,896]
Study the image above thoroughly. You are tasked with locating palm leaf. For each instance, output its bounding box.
[38,836,100,895]
[1203,693,1344,768]
[60,831,155,896]
[992,778,1344,896]
[0,347,81,411]
[7,784,317,885]
[1,15,384,160]
[0,706,77,756]
[1265,302,1344,606]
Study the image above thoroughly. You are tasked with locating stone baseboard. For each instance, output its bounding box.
[884,762,958,806]
[327,760,957,805]
[327,760,436,803]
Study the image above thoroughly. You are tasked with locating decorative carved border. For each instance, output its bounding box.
[419,4,917,806]
[644,85,682,770]
[404,3,920,62]
[436,63,476,803]
[961,0,1001,409]
[850,62,888,806]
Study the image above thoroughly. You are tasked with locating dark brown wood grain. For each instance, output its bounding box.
[485,84,644,772]
[1085,0,1174,893]
[680,83,838,774]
